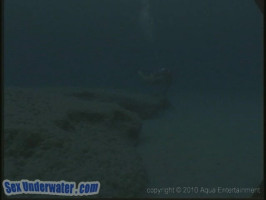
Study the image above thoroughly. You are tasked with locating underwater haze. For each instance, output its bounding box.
[4,0,263,198]
[4,0,263,92]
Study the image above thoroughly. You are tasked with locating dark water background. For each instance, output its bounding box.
[4,0,263,93]
[4,0,263,198]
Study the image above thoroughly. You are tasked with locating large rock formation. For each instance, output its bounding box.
[4,87,168,198]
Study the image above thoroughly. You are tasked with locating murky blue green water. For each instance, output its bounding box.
[4,0,263,198]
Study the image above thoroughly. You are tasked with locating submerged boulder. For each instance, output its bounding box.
[4,87,167,198]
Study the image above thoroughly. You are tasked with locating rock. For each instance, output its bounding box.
[4,87,166,197]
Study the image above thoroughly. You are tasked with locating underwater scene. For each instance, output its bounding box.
[3,0,264,198]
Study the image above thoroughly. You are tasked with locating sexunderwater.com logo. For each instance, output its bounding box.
[2,179,100,196]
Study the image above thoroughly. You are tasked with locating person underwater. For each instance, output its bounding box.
[138,67,172,85]
[138,67,173,97]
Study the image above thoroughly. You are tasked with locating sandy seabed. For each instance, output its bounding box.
[137,91,263,198]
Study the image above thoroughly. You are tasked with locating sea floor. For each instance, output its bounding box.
[136,91,263,198]
[3,87,263,198]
